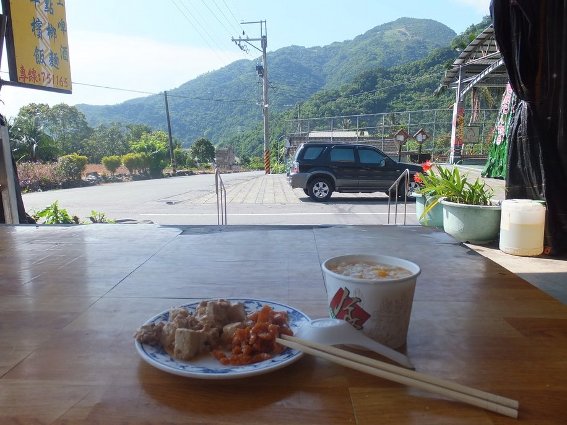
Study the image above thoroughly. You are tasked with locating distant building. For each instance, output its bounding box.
[215,147,236,170]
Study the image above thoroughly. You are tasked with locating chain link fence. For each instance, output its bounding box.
[283,108,498,163]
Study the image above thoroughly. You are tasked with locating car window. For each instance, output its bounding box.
[330,147,355,162]
[358,148,386,165]
[302,146,325,160]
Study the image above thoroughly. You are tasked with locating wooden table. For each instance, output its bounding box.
[1,224,566,424]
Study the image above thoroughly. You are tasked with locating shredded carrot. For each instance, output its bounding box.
[213,305,293,365]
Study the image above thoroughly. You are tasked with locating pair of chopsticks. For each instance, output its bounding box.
[277,335,519,419]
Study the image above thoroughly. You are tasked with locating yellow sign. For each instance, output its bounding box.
[2,0,72,93]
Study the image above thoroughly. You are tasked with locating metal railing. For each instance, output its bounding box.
[215,168,227,225]
[387,169,410,225]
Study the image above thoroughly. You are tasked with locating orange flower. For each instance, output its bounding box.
[413,173,423,183]
[421,160,432,172]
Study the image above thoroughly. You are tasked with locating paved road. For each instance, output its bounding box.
[22,171,419,226]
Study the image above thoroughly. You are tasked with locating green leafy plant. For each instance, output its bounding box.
[33,201,79,224]
[88,210,115,223]
[415,165,494,219]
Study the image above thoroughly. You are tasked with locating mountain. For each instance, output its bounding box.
[77,18,456,147]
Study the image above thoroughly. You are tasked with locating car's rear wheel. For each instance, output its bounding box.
[308,177,333,201]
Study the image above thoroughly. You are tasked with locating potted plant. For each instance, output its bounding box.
[415,165,501,244]
[413,161,444,228]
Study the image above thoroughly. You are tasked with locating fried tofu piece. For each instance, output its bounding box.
[174,328,207,360]
[160,322,178,354]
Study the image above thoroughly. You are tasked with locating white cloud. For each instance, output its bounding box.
[1,31,243,119]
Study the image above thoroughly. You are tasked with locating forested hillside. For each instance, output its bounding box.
[77,18,456,147]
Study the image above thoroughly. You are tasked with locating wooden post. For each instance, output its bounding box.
[0,121,20,224]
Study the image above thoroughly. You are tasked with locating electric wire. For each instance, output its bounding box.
[70,80,257,104]
[169,0,231,64]
[0,72,257,105]
[220,0,244,34]
[177,0,232,50]
[197,0,235,38]
[211,0,242,35]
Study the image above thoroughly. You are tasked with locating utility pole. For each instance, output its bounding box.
[163,91,176,174]
[232,20,270,174]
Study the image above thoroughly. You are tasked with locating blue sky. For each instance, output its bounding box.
[0,0,491,119]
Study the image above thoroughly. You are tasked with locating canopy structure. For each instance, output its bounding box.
[437,25,508,100]
[437,25,509,164]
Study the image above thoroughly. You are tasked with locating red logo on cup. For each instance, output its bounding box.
[329,287,371,330]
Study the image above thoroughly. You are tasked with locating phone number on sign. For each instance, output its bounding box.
[18,66,70,89]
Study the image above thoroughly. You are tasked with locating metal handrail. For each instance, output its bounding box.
[387,169,410,225]
[215,167,227,225]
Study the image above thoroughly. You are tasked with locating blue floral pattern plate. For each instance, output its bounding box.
[135,298,311,379]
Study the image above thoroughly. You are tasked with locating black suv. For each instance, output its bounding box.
[288,143,423,201]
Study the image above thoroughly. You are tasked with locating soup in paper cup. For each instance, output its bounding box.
[321,254,420,349]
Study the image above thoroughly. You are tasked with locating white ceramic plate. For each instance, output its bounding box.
[135,298,311,379]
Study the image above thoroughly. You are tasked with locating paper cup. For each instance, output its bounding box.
[321,254,420,349]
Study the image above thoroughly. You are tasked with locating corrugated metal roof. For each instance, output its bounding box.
[437,25,508,97]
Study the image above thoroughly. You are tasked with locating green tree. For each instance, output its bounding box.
[129,131,169,177]
[82,123,130,163]
[45,104,93,155]
[190,137,215,164]
[9,104,59,161]
[126,123,153,142]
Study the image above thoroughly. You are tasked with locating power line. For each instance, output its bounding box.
[197,0,234,38]
[169,0,230,64]
[72,81,257,104]
[220,0,244,34]
[211,0,242,35]
[0,72,257,105]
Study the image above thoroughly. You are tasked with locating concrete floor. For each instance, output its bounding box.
[433,165,567,305]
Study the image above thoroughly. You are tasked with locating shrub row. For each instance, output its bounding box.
[18,154,88,192]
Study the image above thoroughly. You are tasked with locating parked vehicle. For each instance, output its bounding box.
[287,143,423,201]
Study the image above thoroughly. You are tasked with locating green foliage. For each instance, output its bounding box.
[11,17,492,167]
[32,202,114,224]
[122,152,148,175]
[10,103,93,158]
[190,138,216,164]
[173,147,189,168]
[81,123,130,163]
[77,18,457,147]
[101,155,122,175]
[57,154,88,182]
[247,156,265,170]
[88,210,115,223]
[33,201,79,224]
[450,16,492,50]
[45,103,93,155]
[8,104,60,162]
[185,156,197,168]
[129,131,170,177]
[416,166,494,219]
